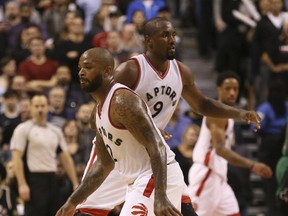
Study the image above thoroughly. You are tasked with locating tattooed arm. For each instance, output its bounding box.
[110,88,181,216]
[55,129,115,216]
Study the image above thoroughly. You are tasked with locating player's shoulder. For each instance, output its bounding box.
[115,59,139,88]
[116,58,138,72]
[112,86,142,108]
[175,60,191,73]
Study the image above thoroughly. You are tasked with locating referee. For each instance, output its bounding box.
[10,94,79,216]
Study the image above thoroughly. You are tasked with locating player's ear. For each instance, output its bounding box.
[103,66,114,78]
[144,35,151,45]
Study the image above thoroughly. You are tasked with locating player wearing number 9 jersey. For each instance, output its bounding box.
[76,17,262,216]
[130,54,182,129]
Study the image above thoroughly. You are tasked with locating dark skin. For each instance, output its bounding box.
[115,18,261,131]
[208,78,272,179]
[55,48,182,216]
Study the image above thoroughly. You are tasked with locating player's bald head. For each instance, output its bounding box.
[143,17,171,36]
[82,47,115,70]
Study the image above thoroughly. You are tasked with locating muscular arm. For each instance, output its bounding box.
[179,62,261,127]
[66,130,115,206]
[111,89,167,198]
[209,118,272,178]
[208,118,254,168]
[110,89,180,214]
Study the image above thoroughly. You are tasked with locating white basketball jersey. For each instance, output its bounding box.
[131,54,183,129]
[192,117,234,180]
[96,83,175,183]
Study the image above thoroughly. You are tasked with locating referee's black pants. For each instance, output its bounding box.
[25,172,60,216]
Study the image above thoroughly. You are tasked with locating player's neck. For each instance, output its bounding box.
[92,80,115,108]
[144,52,168,74]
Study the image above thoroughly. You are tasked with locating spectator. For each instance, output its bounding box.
[0,90,21,163]
[75,103,95,164]
[89,3,110,36]
[116,0,132,15]
[252,0,288,103]
[253,79,288,215]
[125,0,167,23]
[7,2,47,49]
[48,86,73,128]
[3,1,21,29]
[62,119,86,180]
[52,10,79,48]
[53,15,93,85]
[19,95,31,122]
[10,94,78,216]
[76,0,102,33]
[58,119,84,206]
[248,0,271,109]
[172,124,200,185]
[42,0,70,39]
[213,0,250,97]
[0,1,21,57]
[103,5,125,32]
[121,23,144,54]
[0,161,18,216]
[18,36,58,93]
[3,160,19,213]
[131,9,145,35]
[10,75,29,99]
[15,0,42,24]
[106,30,131,67]
[194,0,215,58]
[0,57,17,101]
[9,24,41,66]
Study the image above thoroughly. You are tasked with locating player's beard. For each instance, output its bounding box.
[80,74,102,93]
[166,51,175,60]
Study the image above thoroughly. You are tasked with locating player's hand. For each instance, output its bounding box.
[159,129,173,140]
[55,200,76,216]
[215,18,226,32]
[19,184,30,201]
[251,162,273,178]
[154,197,183,216]
[240,110,261,132]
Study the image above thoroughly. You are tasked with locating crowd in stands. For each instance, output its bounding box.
[0,0,286,216]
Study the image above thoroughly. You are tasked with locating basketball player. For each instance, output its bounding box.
[56,47,185,216]
[75,17,262,216]
[188,72,273,216]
